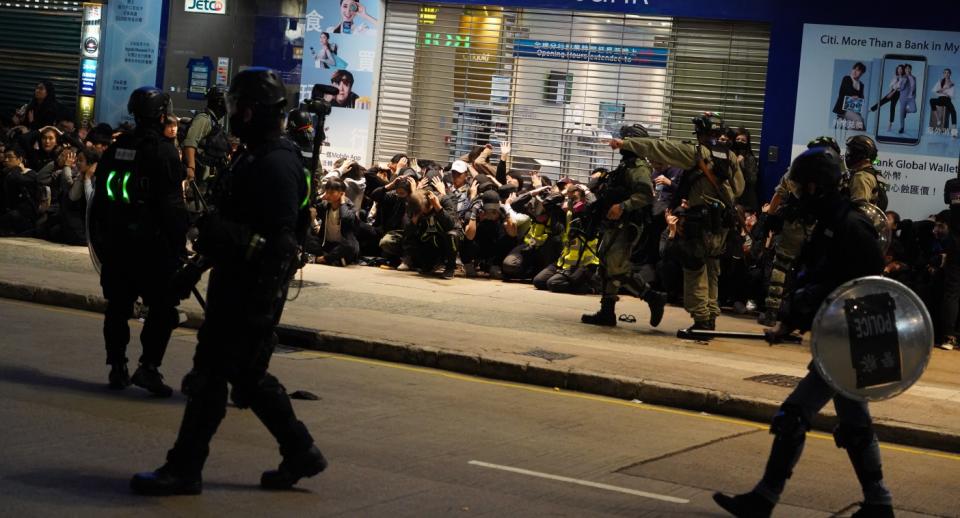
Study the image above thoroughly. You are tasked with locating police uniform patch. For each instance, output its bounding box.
[116,148,137,161]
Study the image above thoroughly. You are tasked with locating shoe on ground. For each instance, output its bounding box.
[733,301,747,314]
[688,320,714,331]
[488,266,502,280]
[581,310,617,327]
[851,502,895,518]
[396,262,411,272]
[440,265,455,279]
[712,491,773,518]
[463,263,477,278]
[108,363,131,390]
[757,310,778,327]
[131,365,173,398]
[745,300,757,312]
[937,336,956,350]
[130,465,202,496]
[261,445,328,490]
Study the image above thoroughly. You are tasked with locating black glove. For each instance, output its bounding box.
[170,260,205,301]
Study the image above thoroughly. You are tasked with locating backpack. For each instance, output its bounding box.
[196,112,230,167]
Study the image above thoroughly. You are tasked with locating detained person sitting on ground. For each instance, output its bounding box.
[533,182,601,294]
[372,169,416,267]
[308,177,359,266]
[403,185,459,279]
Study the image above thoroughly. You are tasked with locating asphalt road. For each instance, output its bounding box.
[0,299,957,517]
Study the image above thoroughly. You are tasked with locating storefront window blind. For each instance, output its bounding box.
[0,1,82,116]
[374,2,769,182]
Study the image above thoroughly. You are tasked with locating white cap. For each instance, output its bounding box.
[451,160,469,174]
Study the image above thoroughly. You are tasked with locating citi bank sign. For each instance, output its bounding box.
[185,0,226,15]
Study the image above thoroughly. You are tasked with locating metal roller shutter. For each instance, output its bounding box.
[663,19,770,155]
[374,2,769,182]
[0,0,83,117]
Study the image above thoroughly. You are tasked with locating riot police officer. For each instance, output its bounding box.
[286,108,315,171]
[758,136,842,327]
[130,68,325,495]
[89,87,189,396]
[713,148,894,518]
[581,124,666,327]
[183,85,229,187]
[843,135,887,209]
[611,113,744,330]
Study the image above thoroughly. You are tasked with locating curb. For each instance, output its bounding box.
[2,280,957,455]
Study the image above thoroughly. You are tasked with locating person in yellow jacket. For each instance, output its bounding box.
[610,113,744,330]
[534,185,600,294]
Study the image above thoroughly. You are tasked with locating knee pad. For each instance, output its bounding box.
[770,404,809,441]
[833,423,875,451]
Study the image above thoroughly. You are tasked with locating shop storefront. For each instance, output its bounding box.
[373,2,771,180]
[0,0,84,119]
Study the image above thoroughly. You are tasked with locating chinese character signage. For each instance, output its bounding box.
[97,0,165,126]
[80,59,98,96]
[185,0,226,15]
[513,39,669,68]
[300,0,382,168]
[81,3,102,59]
[793,24,960,219]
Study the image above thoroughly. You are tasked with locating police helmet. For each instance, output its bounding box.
[619,123,649,139]
[127,87,172,122]
[227,67,288,117]
[286,108,313,133]
[807,135,841,154]
[692,112,725,135]
[787,147,842,193]
[845,135,878,166]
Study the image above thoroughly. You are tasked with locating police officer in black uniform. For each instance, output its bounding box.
[286,108,315,171]
[130,68,325,495]
[89,87,189,396]
[713,148,894,518]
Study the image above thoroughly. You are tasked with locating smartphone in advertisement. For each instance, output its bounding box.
[342,20,353,34]
[875,54,927,145]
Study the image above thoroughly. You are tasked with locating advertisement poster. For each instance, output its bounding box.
[793,24,960,219]
[96,0,165,126]
[300,0,381,168]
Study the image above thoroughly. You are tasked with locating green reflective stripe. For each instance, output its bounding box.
[301,168,311,209]
[106,171,117,201]
[122,172,132,204]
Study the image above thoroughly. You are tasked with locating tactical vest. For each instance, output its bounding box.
[196,112,230,168]
[97,133,156,240]
[843,166,888,210]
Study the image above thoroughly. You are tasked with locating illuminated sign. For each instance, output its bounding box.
[80,59,98,95]
[423,32,471,48]
[185,0,226,15]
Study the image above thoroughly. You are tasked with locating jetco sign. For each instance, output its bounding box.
[185,0,226,14]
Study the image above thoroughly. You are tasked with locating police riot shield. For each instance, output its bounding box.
[855,202,892,254]
[811,276,933,402]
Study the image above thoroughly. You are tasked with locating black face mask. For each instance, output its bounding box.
[732,141,749,152]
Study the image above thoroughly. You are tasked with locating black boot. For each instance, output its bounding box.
[132,364,173,398]
[581,297,617,326]
[713,491,774,518]
[261,444,328,490]
[642,290,667,327]
[130,464,202,496]
[688,319,714,331]
[108,362,131,390]
[851,503,894,518]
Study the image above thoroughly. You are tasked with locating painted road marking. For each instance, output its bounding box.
[468,460,689,504]
[4,298,959,462]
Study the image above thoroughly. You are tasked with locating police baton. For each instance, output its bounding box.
[677,328,802,344]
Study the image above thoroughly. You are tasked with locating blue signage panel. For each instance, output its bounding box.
[514,39,668,67]
[96,0,165,125]
[186,57,213,100]
[80,58,98,96]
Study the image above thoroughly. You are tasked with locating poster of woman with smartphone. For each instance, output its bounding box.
[328,0,378,35]
[876,56,926,145]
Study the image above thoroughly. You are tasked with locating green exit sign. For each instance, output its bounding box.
[423,33,471,48]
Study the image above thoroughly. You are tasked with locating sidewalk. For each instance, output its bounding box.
[1,237,958,454]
